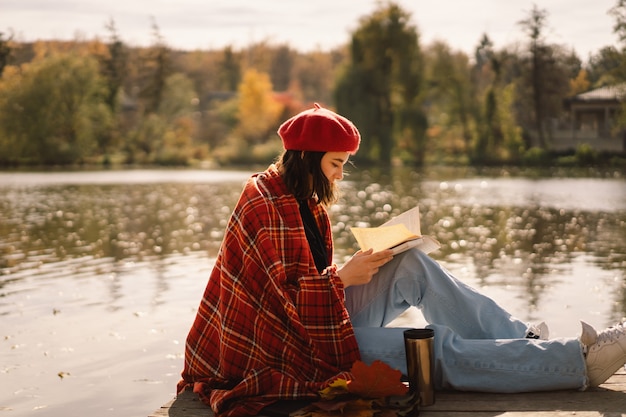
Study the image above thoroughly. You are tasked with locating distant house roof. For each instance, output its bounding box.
[570,84,626,103]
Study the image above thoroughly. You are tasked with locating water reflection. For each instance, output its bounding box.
[1,182,244,273]
[1,167,626,319]
[338,168,626,323]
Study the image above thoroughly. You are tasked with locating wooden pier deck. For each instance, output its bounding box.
[150,369,626,416]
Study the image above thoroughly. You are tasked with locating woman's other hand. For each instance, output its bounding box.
[337,249,394,288]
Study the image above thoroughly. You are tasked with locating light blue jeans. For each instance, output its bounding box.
[344,249,588,392]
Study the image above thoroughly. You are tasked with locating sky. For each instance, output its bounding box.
[0,0,620,60]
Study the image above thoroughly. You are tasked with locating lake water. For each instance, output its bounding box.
[1,166,625,416]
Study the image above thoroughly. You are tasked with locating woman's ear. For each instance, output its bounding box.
[300,151,305,159]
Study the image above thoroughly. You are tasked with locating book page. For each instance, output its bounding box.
[350,223,420,253]
[381,206,421,235]
[349,206,441,255]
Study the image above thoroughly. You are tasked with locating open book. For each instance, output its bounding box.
[349,207,441,255]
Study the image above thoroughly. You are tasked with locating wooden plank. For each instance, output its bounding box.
[423,370,626,415]
[150,391,210,417]
[150,370,626,416]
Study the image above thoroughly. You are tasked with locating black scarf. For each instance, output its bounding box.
[298,200,329,274]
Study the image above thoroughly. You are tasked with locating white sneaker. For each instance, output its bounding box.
[582,321,626,386]
[526,321,549,340]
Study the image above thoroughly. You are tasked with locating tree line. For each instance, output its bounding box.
[1,1,625,167]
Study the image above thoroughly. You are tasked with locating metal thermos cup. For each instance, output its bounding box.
[404,328,435,406]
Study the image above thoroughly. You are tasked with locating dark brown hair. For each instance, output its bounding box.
[276,150,338,206]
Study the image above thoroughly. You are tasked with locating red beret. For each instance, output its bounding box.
[277,103,360,154]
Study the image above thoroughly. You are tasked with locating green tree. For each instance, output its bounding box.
[517,4,549,148]
[587,46,623,86]
[0,53,111,164]
[123,19,174,163]
[270,45,294,91]
[96,19,129,158]
[516,5,571,150]
[425,41,473,153]
[158,73,198,121]
[495,83,525,161]
[101,19,128,114]
[243,41,273,73]
[562,50,582,81]
[293,49,343,104]
[466,35,528,164]
[608,0,626,83]
[335,1,426,165]
[607,0,626,127]
[471,34,503,162]
[139,19,171,114]
[126,72,198,164]
[610,0,626,44]
[155,73,199,164]
[219,46,241,91]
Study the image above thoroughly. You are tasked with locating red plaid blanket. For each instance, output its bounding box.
[178,165,360,416]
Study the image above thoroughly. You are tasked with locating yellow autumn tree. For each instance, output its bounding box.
[569,69,591,96]
[236,68,283,144]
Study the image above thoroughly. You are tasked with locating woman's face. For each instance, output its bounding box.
[320,152,349,184]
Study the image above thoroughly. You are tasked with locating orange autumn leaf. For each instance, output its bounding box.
[347,360,408,399]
